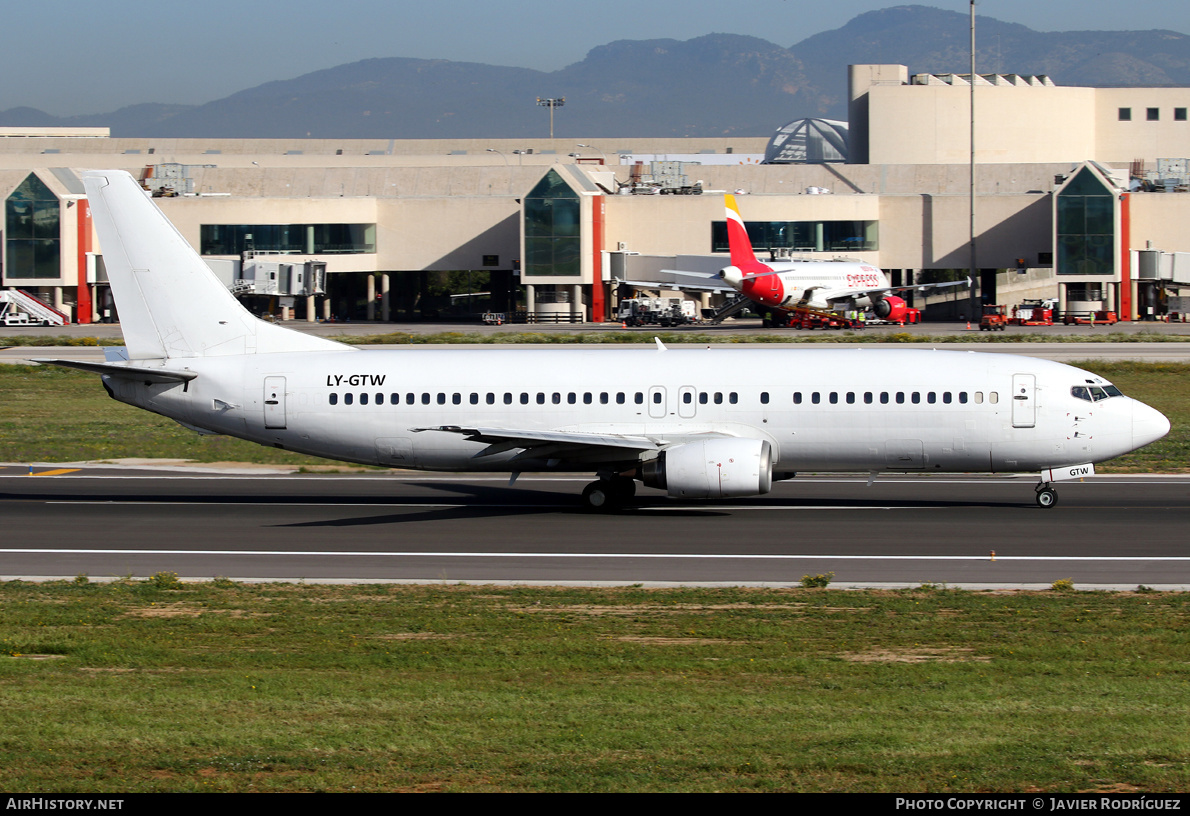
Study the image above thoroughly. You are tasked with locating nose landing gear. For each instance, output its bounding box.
[1035,483,1058,508]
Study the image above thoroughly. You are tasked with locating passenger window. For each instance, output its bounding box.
[845,392,855,404]
[582,393,591,405]
[375,393,384,405]
[927,392,937,404]
[793,392,802,405]
[520,393,529,404]
[503,393,512,404]
[486,393,495,405]
[760,392,769,404]
[864,392,873,404]
[422,393,430,405]
[911,392,920,404]
[730,392,738,404]
[943,392,952,404]
[989,392,999,404]
[344,393,354,405]
[552,393,561,404]
[683,392,693,404]
[391,393,399,404]
[360,393,369,405]
[438,393,447,405]
[880,392,889,404]
[329,393,338,405]
[452,393,461,405]
[537,393,545,405]
[829,392,838,405]
[652,392,662,404]
[896,392,905,404]
[616,393,625,404]
[469,393,478,405]
[811,392,820,405]
[959,392,968,404]
[699,392,709,404]
[714,392,723,404]
[635,392,644,405]
[974,391,984,404]
[599,392,608,404]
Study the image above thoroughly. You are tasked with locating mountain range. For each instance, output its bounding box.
[3,5,1187,139]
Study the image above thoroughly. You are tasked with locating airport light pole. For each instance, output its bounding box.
[969,0,980,320]
[537,97,565,139]
[577,143,606,164]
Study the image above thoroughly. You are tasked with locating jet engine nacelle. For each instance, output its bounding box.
[718,266,744,288]
[641,438,773,499]
[873,295,908,323]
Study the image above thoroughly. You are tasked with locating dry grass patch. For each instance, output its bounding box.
[840,647,991,663]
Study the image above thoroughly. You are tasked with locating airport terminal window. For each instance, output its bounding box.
[1057,167,1115,276]
[1147,108,1160,121]
[1177,108,1187,121]
[200,223,375,255]
[4,174,61,280]
[712,219,877,253]
[1119,108,1131,121]
[524,170,581,277]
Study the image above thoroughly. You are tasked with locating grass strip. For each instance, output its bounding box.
[0,581,1187,792]
[5,329,1190,346]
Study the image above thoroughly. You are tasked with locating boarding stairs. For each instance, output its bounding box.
[0,289,68,326]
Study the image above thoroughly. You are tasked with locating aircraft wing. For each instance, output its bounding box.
[817,277,972,304]
[413,424,730,463]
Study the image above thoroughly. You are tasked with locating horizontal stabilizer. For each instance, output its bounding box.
[31,359,197,384]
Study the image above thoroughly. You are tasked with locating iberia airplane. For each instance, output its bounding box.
[716,194,969,324]
[36,171,1168,510]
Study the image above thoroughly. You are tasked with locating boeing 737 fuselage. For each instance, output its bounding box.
[39,171,1170,510]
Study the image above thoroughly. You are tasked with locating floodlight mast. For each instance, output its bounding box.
[536,97,565,139]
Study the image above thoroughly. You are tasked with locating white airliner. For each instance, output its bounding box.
[38,170,1169,510]
[715,194,969,324]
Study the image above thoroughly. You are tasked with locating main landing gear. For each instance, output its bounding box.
[581,477,636,510]
[1035,483,1058,508]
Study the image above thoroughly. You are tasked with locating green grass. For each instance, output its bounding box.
[2,361,1187,471]
[0,582,1187,792]
[6,329,1190,346]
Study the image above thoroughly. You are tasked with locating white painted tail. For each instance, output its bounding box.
[81,170,351,360]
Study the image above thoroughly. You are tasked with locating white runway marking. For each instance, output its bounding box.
[2,548,1189,562]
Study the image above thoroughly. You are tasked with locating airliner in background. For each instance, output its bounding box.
[714,194,970,325]
[37,171,1169,510]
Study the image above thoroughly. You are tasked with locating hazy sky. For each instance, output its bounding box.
[3,0,1187,116]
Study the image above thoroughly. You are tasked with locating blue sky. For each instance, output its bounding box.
[3,1,1187,116]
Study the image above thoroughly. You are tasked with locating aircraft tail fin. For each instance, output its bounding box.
[724,194,765,276]
[81,170,351,361]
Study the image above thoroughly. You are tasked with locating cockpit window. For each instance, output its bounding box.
[1073,384,1123,402]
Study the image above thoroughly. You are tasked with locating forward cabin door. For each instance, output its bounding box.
[1011,373,1036,428]
[264,376,287,429]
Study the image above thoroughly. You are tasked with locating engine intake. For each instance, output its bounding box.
[641,438,773,499]
[873,294,908,323]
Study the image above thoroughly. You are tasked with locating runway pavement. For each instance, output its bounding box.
[2,468,1187,589]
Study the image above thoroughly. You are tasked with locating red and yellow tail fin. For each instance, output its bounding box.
[724,194,764,275]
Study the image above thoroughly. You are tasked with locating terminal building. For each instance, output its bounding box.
[2,64,1189,325]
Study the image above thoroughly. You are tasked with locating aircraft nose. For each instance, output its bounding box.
[1132,400,1171,450]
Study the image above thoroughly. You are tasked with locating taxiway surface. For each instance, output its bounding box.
[3,469,1187,589]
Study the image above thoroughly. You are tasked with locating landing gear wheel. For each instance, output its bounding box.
[582,478,636,511]
[1035,487,1058,508]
